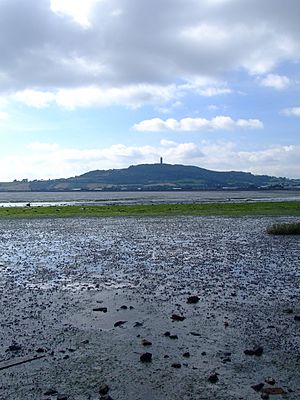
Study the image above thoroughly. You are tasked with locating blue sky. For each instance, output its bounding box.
[0,0,299,181]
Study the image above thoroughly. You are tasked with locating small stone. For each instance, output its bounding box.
[261,394,269,400]
[201,351,207,356]
[265,377,276,385]
[140,352,152,363]
[164,331,171,337]
[251,383,264,392]
[57,395,68,400]
[187,296,200,304]
[120,305,128,310]
[169,335,178,340]
[294,315,300,321]
[44,389,58,396]
[7,344,22,352]
[114,320,127,327]
[36,347,45,353]
[244,346,263,356]
[99,384,109,396]
[190,332,201,337]
[134,322,143,327]
[142,339,152,346]
[183,352,190,358]
[93,307,107,313]
[171,314,185,321]
[171,363,181,368]
[208,373,219,383]
[262,387,285,395]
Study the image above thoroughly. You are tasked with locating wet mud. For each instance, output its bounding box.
[0,216,299,399]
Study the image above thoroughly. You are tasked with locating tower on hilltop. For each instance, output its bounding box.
[160,157,163,164]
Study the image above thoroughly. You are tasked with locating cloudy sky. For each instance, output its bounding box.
[0,0,299,181]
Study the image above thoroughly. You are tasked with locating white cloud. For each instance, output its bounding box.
[133,116,263,132]
[260,74,291,90]
[27,142,60,152]
[50,0,101,28]
[0,111,8,121]
[281,107,300,117]
[15,90,56,109]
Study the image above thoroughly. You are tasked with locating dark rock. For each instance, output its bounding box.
[171,314,185,321]
[190,332,201,337]
[99,384,109,396]
[134,322,143,327]
[251,383,264,392]
[7,344,22,352]
[93,307,107,313]
[284,308,293,314]
[120,305,128,309]
[294,315,300,321]
[36,347,46,353]
[262,388,285,395]
[164,331,171,337]
[183,352,190,358]
[169,335,178,340]
[244,346,263,356]
[142,339,152,346]
[201,351,207,356]
[57,395,68,400]
[208,373,219,383]
[140,352,152,363]
[114,320,127,327]
[261,394,269,400]
[187,295,200,304]
[44,389,58,396]
[171,363,181,368]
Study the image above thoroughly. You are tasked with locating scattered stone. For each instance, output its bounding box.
[164,355,169,359]
[36,347,45,353]
[171,363,181,368]
[294,315,300,321]
[190,332,201,337]
[169,335,178,340]
[284,308,293,314]
[57,395,68,400]
[99,384,109,396]
[171,314,185,321]
[129,306,134,310]
[224,321,229,327]
[208,373,219,383]
[93,307,107,313]
[164,331,171,337]
[251,383,264,392]
[140,352,152,363]
[244,346,263,356]
[262,387,285,395]
[120,305,128,310]
[201,351,207,356]
[114,320,127,327]
[44,389,58,396]
[187,295,200,304]
[183,352,190,358]
[265,377,276,385]
[134,322,143,327]
[261,394,270,400]
[142,339,152,346]
[7,344,22,352]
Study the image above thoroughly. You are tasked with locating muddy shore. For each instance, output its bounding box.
[0,216,299,399]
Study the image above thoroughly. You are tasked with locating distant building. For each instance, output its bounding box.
[160,157,163,164]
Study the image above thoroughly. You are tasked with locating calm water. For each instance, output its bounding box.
[0,190,299,207]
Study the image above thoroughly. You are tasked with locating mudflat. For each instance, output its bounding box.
[0,216,299,399]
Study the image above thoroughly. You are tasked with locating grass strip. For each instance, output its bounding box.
[0,201,299,219]
[267,221,300,235]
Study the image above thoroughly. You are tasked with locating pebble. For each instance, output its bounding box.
[187,295,200,304]
[171,363,181,368]
[251,383,264,392]
[142,339,152,346]
[208,373,219,383]
[99,384,109,396]
[114,320,127,327]
[171,314,185,321]
[140,352,152,362]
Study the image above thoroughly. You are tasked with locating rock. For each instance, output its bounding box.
[164,331,171,337]
[57,395,68,400]
[251,383,264,392]
[183,352,190,358]
[171,314,185,321]
[7,344,22,352]
[283,308,293,314]
[262,387,285,395]
[294,315,300,321]
[169,335,178,340]
[208,373,219,383]
[261,394,269,400]
[36,347,46,353]
[93,307,107,313]
[44,389,58,396]
[190,332,201,337]
[114,320,127,327]
[187,295,200,304]
[120,305,127,309]
[140,352,152,363]
[99,384,109,396]
[201,351,207,356]
[265,377,276,385]
[142,339,152,346]
[171,363,181,368]
[244,346,263,356]
[134,322,143,327]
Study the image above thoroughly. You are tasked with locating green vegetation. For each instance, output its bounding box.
[267,221,300,235]
[0,201,299,219]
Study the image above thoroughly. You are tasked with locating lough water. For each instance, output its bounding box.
[0,190,299,207]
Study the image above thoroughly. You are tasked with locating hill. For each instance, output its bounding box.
[0,163,299,191]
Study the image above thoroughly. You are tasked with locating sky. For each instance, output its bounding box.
[0,0,299,181]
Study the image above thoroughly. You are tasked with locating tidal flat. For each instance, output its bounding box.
[0,216,299,399]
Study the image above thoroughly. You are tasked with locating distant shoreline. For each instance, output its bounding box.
[0,201,299,219]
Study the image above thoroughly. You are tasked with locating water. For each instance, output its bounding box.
[0,190,299,207]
